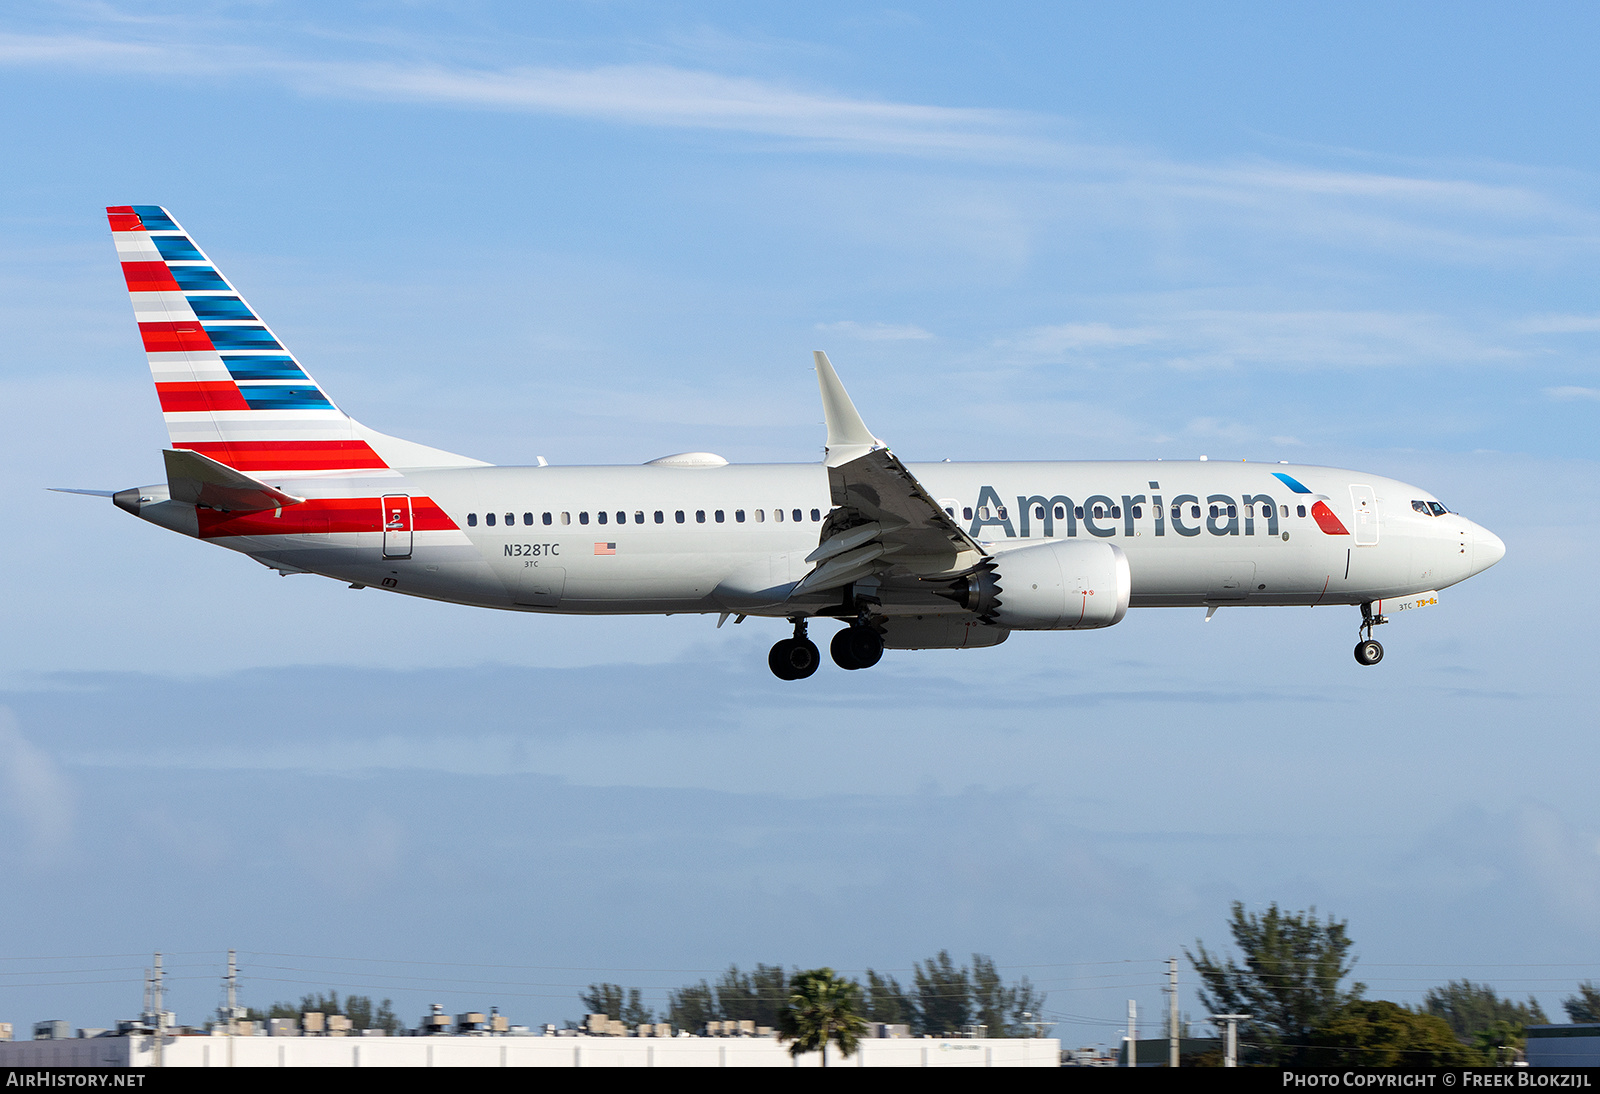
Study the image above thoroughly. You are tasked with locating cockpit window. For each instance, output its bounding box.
[1413,500,1451,517]
[1412,500,1430,515]
[1428,501,1449,516]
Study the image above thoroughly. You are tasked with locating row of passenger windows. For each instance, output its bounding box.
[466,508,824,528]
[962,503,1312,521]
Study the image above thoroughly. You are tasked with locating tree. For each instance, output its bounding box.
[913,950,972,1034]
[578,983,653,1026]
[1564,982,1600,1024]
[668,980,715,1032]
[1422,980,1546,1045]
[715,964,788,1028]
[1187,902,1365,1065]
[776,968,867,1065]
[863,969,912,1026]
[971,955,1049,1037]
[1306,1000,1477,1067]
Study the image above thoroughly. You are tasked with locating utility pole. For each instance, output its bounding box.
[1167,957,1179,1067]
[1212,1013,1250,1067]
[225,950,239,1031]
[1126,999,1137,1068]
[152,952,165,1068]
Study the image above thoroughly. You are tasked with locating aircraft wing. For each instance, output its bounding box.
[790,353,987,598]
[163,448,304,512]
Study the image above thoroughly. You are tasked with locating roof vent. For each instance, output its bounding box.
[645,451,729,468]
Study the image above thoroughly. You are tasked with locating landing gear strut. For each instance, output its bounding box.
[768,618,821,680]
[1353,601,1387,666]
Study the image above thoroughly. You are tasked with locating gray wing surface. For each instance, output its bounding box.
[790,354,988,600]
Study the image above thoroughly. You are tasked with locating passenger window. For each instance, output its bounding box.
[597,511,607,525]
[486,512,497,527]
[635,511,644,524]
[523,512,533,525]
[1094,506,1104,519]
[675,510,685,523]
[1054,505,1065,519]
[616,511,625,524]
[1227,506,1236,518]
[1153,505,1162,518]
[775,509,784,522]
[755,509,765,522]
[1131,506,1142,519]
[1296,505,1306,518]
[963,507,973,520]
[467,513,477,527]
[1280,505,1288,518]
[1074,506,1084,519]
[579,512,589,525]
[505,513,513,526]
[543,512,553,525]
[715,510,725,523]
[945,507,955,517]
[561,512,571,525]
[996,507,1007,520]
[1034,505,1045,520]
[654,511,664,524]
[810,509,820,522]
[1112,506,1121,519]
[1208,506,1217,518]
[696,510,706,523]
[736,510,745,522]
[793,509,803,522]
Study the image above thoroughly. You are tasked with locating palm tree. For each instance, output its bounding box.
[777,968,868,1066]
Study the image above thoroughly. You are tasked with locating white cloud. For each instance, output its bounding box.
[814,320,934,342]
[1544,385,1600,401]
[1005,309,1518,371]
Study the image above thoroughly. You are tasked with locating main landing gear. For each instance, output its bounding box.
[768,618,821,680]
[768,616,885,679]
[1353,601,1387,666]
[830,622,884,671]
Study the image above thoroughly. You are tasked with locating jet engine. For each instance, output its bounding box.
[944,540,1131,630]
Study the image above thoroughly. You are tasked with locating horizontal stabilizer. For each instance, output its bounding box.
[163,448,304,512]
[48,487,119,497]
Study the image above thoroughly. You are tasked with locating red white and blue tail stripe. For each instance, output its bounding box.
[108,205,484,476]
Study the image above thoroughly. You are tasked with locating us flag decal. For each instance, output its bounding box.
[594,542,616,555]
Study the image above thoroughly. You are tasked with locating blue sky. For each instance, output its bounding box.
[1,2,1598,1042]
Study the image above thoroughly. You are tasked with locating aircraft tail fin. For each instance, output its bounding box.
[107,206,485,476]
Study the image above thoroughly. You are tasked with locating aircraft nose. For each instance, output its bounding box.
[1474,526,1506,573]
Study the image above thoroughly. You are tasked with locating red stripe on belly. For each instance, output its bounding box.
[199,495,457,538]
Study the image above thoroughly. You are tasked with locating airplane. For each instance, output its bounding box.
[70,205,1506,680]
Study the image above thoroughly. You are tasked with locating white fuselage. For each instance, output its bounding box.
[131,459,1504,619]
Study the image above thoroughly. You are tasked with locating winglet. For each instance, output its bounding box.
[813,351,883,467]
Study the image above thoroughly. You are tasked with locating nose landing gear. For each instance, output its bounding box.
[768,618,821,680]
[1353,601,1387,666]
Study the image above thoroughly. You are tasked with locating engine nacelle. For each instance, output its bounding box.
[954,541,1131,630]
